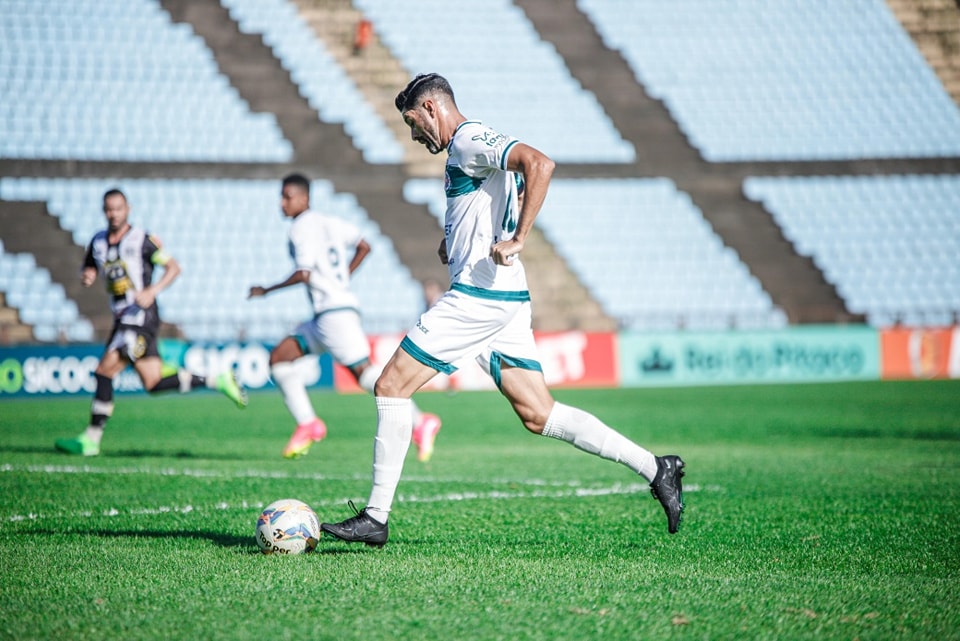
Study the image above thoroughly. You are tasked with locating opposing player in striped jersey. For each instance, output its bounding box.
[55,188,247,457]
[321,74,685,547]
[247,174,441,461]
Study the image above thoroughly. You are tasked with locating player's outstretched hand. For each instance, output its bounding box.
[248,286,267,299]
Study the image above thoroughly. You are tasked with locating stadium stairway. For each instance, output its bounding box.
[0,292,32,344]
[887,0,960,106]
[0,200,111,337]
[292,0,447,178]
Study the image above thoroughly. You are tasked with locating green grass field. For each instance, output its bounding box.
[2,380,959,641]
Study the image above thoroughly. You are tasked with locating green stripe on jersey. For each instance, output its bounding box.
[451,282,530,302]
[445,166,484,197]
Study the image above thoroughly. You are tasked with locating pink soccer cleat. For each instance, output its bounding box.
[412,413,442,462]
[282,418,327,459]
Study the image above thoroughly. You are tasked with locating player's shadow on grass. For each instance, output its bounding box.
[32,527,260,552]
[0,444,259,461]
[33,527,375,555]
[109,448,255,461]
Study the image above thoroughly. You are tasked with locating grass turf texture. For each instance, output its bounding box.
[1,380,958,641]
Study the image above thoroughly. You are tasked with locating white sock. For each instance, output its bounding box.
[541,402,658,481]
[271,361,316,426]
[357,363,382,394]
[358,364,423,426]
[365,397,413,523]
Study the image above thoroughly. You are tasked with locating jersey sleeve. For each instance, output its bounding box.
[459,125,519,177]
[288,221,316,271]
[83,242,96,269]
[336,217,363,250]
[144,233,172,265]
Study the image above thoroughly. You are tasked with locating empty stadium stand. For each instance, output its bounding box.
[578,0,960,161]
[744,174,960,327]
[0,0,292,162]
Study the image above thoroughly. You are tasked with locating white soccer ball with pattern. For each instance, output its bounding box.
[255,499,321,554]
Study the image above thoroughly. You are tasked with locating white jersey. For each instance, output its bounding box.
[288,208,363,315]
[444,120,528,298]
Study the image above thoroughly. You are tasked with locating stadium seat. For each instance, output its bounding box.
[744,174,960,327]
[0,0,292,162]
[578,0,960,161]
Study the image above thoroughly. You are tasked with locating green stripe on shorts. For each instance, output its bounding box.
[400,336,457,375]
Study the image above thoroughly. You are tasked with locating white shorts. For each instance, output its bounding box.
[401,287,542,388]
[293,309,370,368]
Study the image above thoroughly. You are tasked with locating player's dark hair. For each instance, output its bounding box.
[395,73,455,113]
[282,173,311,195]
[103,188,126,204]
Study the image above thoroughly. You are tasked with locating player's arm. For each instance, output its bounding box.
[348,238,371,275]
[248,270,310,299]
[490,142,555,266]
[136,240,180,308]
[81,242,98,287]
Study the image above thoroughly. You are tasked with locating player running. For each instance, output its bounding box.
[247,174,441,461]
[55,188,247,457]
[321,74,685,546]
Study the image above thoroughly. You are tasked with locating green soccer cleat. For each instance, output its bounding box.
[55,433,100,457]
[216,372,248,409]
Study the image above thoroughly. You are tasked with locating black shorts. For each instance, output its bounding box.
[105,322,160,362]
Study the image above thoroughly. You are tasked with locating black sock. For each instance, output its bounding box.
[90,373,114,427]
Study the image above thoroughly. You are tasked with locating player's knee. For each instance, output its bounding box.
[270,337,303,366]
[373,376,394,398]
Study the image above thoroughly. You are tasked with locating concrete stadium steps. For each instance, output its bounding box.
[887,0,960,105]
[292,0,447,177]
[0,292,33,344]
[0,200,111,335]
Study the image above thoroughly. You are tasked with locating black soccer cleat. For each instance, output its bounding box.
[320,501,389,548]
[650,455,685,534]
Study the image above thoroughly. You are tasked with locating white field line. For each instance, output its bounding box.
[0,463,710,524]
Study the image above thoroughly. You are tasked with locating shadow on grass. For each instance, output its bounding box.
[26,528,384,556]
[28,527,259,552]
[0,444,257,461]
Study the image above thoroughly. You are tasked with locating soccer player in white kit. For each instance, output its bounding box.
[321,74,685,547]
[249,174,441,460]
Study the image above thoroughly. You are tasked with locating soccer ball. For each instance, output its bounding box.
[255,499,321,554]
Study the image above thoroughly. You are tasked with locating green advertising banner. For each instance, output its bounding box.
[619,326,880,387]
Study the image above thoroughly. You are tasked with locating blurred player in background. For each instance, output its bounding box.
[321,74,685,547]
[55,188,248,457]
[248,173,441,460]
